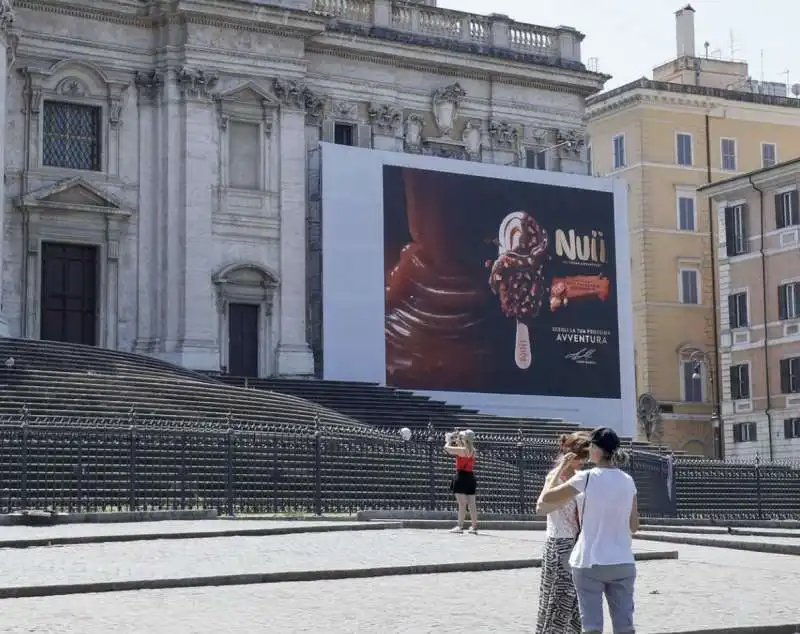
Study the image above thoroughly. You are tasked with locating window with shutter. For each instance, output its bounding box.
[678,196,695,231]
[762,143,776,168]
[779,283,800,320]
[680,269,699,304]
[728,292,748,328]
[732,423,742,443]
[730,364,750,400]
[775,190,799,229]
[780,357,799,393]
[724,206,747,256]
[356,124,372,148]
[749,422,758,441]
[784,418,800,439]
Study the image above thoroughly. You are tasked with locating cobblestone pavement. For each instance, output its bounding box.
[641,530,800,545]
[0,543,797,633]
[0,519,353,542]
[0,529,673,590]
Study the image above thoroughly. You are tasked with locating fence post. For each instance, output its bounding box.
[128,425,137,511]
[20,406,29,510]
[755,454,762,521]
[427,421,436,512]
[517,430,525,515]
[225,427,235,517]
[313,414,322,516]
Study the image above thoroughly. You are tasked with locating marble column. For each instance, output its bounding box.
[0,0,13,337]
[273,79,314,376]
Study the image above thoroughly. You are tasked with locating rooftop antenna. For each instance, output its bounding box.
[728,30,738,59]
[760,50,764,83]
[703,41,710,59]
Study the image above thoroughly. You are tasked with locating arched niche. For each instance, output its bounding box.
[213,262,279,377]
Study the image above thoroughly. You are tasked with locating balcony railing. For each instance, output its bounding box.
[312,0,582,63]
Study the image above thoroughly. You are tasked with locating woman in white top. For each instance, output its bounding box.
[534,431,591,634]
[539,427,640,634]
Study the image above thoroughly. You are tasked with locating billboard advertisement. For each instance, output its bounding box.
[321,144,634,436]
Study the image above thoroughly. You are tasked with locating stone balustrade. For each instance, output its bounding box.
[312,0,583,63]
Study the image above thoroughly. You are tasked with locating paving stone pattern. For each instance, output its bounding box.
[0,520,348,542]
[0,545,797,633]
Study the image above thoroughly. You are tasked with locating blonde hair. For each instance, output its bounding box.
[459,430,476,456]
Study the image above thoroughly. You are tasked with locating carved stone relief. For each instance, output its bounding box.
[272,78,324,122]
[488,120,520,149]
[431,82,465,136]
[0,0,14,34]
[556,129,585,156]
[175,67,218,100]
[403,114,424,152]
[327,99,359,122]
[461,119,482,159]
[368,104,402,136]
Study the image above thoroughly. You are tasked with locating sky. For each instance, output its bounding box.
[437,0,799,93]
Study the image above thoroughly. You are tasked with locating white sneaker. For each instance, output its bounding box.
[449,526,464,534]
[468,528,478,535]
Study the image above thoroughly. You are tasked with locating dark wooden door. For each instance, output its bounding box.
[40,243,98,346]
[228,303,259,376]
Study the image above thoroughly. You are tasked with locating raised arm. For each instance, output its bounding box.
[443,444,469,456]
[536,454,583,514]
[629,494,640,534]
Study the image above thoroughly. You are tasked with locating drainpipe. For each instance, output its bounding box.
[748,176,774,461]
[705,114,723,459]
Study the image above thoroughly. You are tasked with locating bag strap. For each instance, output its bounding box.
[575,472,591,539]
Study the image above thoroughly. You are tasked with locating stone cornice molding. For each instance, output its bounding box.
[175,67,218,100]
[305,43,601,98]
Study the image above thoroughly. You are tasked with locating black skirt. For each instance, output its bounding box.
[450,469,477,495]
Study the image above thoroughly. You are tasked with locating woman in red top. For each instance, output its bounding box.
[444,429,478,534]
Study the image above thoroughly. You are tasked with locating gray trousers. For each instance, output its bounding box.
[571,564,636,634]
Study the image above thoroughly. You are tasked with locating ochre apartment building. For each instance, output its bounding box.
[700,159,800,461]
[584,4,800,456]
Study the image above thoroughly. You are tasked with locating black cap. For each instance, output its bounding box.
[590,427,620,455]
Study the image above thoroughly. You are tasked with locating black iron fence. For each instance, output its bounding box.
[0,417,797,519]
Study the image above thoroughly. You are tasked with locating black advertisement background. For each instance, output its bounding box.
[383,165,621,400]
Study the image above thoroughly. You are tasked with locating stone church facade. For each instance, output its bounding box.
[0,0,606,377]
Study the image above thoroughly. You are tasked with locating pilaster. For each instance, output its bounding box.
[0,0,13,337]
[274,79,314,376]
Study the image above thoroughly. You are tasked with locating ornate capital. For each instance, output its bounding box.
[175,67,218,100]
[488,120,520,149]
[0,0,15,35]
[272,78,324,122]
[368,104,402,136]
[556,129,585,156]
[134,70,164,103]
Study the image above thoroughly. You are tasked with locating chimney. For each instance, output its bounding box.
[675,4,696,58]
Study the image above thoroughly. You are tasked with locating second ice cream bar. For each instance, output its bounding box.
[549,275,611,311]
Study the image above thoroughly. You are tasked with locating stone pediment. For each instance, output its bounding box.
[216,81,279,108]
[21,177,131,217]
